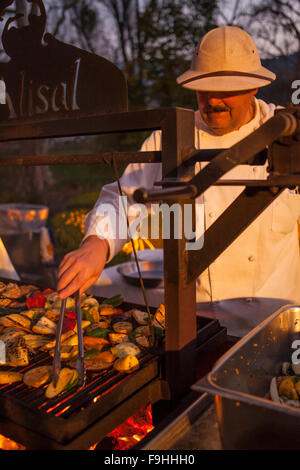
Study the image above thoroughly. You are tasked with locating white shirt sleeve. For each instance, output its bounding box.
[83,131,162,262]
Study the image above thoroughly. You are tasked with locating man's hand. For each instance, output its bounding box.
[57,236,109,299]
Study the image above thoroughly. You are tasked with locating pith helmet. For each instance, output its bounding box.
[177,26,276,91]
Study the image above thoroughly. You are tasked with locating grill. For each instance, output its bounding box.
[0,348,158,443]
[0,278,227,449]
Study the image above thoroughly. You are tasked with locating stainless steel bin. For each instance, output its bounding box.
[193,305,300,449]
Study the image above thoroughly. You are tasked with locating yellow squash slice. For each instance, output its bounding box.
[0,371,23,384]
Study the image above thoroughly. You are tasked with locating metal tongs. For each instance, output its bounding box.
[53,290,86,388]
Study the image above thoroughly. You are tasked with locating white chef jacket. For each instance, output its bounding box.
[85,98,300,304]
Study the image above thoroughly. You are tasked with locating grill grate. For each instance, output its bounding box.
[0,350,156,419]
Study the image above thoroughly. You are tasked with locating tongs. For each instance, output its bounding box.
[53,290,86,388]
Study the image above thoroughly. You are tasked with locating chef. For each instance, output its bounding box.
[57,26,300,332]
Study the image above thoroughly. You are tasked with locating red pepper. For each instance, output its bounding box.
[65,311,76,320]
[62,317,76,333]
[42,288,53,295]
[115,308,124,315]
[26,297,36,308]
[26,293,46,309]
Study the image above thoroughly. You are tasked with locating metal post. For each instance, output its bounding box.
[161,108,197,402]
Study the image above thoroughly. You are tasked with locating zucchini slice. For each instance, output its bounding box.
[45,367,76,399]
[23,365,52,388]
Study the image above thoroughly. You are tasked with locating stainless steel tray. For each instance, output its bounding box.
[193,304,300,449]
[117,261,164,288]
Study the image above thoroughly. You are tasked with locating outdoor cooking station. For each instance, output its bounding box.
[0,280,229,450]
[0,0,300,450]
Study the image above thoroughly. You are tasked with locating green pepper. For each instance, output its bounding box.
[100,295,123,308]
[86,327,109,339]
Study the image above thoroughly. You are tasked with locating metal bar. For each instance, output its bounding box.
[134,111,297,203]
[160,107,197,403]
[182,111,296,199]
[185,148,268,165]
[213,178,300,186]
[0,107,181,142]
[0,151,161,166]
[187,186,284,283]
[134,184,197,202]
[75,290,86,388]
[53,298,66,387]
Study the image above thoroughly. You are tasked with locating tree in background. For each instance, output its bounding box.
[97,0,218,109]
[216,0,300,105]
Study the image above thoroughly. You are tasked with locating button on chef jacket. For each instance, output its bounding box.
[84,98,300,304]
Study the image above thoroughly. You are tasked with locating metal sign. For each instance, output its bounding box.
[0,0,128,122]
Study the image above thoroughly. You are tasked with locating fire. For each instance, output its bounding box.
[90,403,154,450]
[0,434,25,450]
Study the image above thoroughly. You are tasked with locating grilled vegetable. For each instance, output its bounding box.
[23,334,49,350]
[52,297,75,310]
[6,337,29,366]
[0,329,26,343]
[95,350,115,363]
[45,368,77,398]
[73,320,90,332]
[83,336,109,351]
[153,304,165,329]
[0,371,23,384]
[113,355,139,373]
[270,376,300,407]
[131,309,148,325]
[278,377,298,400]
[83,358,113,371]
[23,365,52,388]
[64,369,79,391]
[134,335,150,348]
[111,342,141,358]
[43,330,74,350]
[0,314,31,331]
[32,316,56,335]
[75,350,115,371]
[26,293,46,309]
[82,297,99,309]
[44,308,61,322]
[100,295,123,308]
[62,334,79,347]
[10,314,32,329]
[113,321,133,334]
[62,316,76,333]
[21,308,44,320]
[108,333,129,344]
[86,327,108,338]
[100,306,118,316]
[133,325,150,336]
[49,344,78,361]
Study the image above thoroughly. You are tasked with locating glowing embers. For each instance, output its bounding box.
[0,434,25,450]
[90,403,154,450]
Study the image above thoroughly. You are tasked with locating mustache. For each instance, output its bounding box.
[204,105,230,113]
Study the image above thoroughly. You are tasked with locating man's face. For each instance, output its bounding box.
[196,89,258,135]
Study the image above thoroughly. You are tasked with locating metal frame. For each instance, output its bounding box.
[0,106,198,404]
